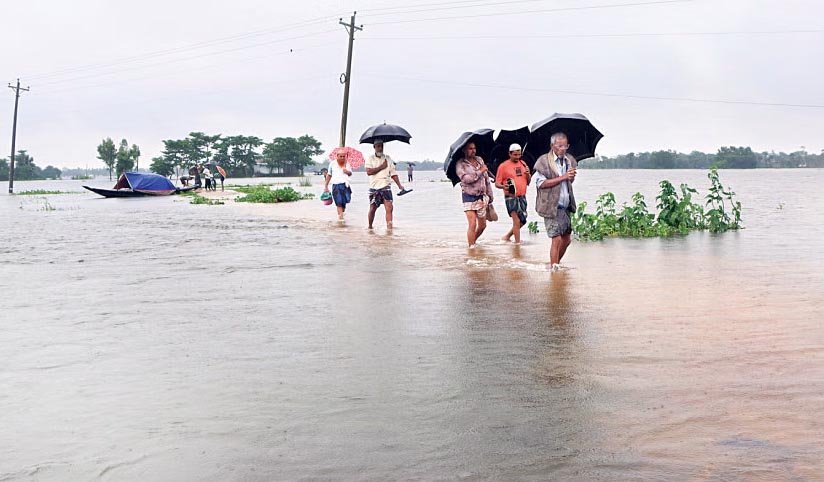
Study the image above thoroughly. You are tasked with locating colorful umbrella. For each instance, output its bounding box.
[329,146,365,169]
[216,166,227,178]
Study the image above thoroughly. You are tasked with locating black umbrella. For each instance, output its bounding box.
[359,123,412,144]
[444,129,495,185]
[524,113,603,163]
[488,126,535,176]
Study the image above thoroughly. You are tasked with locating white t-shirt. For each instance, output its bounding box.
[365,153,396,189]
[328,160,352,186]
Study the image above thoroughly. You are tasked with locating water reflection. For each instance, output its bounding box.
[2,171,824,480]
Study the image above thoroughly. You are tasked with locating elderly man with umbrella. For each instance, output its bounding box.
[529,113,603,271]
[360,123,413,231]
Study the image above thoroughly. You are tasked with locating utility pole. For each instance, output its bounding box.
[338,12,362,147]
[7,79,30,193]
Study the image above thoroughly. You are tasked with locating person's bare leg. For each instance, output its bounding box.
[384,201,394,230]
[368,203,378,229]
[550,236,562,265]
[558,234,572,262]
[336,206,344,221]
[465,211,478,246]
[512,214,522,244]
[502,213,514,242]
[476,216,487,241]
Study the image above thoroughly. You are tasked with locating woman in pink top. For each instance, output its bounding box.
[455,142,494,248]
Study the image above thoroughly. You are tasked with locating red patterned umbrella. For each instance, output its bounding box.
[329,146,365,169]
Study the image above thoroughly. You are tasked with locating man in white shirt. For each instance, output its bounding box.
[365,139,407,230]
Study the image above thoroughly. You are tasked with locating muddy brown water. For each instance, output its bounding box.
[1,169,822,481]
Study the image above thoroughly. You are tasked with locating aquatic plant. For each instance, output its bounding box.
[527,221,540,234]
[182,191,224,205]
[15,189,69,195]
[234,185,313,203]
[572,168,742,241]
[298,177,313,187]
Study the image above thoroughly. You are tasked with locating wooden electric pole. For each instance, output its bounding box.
[7,79,30,194]
[338,12,362,147]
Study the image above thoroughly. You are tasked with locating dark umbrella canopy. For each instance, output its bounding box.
[359,123,412,144]
[444,129,495,185]
[488,126,535,175]
[524,113,603,162]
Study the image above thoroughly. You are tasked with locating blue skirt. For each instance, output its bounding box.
[332,183,351,207]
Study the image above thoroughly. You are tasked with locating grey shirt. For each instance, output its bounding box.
[533,153,570,209]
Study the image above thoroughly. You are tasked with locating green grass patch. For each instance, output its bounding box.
[15,189,71,195]
[181,191,224,205]
[234,185,313,203]
[226,182,291,189]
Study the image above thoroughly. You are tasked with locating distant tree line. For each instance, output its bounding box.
[0,150,62,181]
[588,146,824,169]
[148,132,323,178]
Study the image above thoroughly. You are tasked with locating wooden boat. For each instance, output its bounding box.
[84,172,194,198]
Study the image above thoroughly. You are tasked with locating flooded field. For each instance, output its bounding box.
[1,169,822,481]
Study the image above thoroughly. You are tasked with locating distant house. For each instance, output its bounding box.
[253,162,303,177]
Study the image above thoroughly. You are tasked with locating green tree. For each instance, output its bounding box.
[129,144,141,170]
[186,132,221,166]
[649,150,677,169]
[150,156,175,177]
[97,137,117,180]
[262,135,323,176]
[225,135,263,176]
[12,150,43,180]
[42,165,62,179]
[115,138,134,175]
[0,158,8,181]
[715,146,756,169]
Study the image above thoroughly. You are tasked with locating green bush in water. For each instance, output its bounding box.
[234,185,314,203]
[572,168,742,241]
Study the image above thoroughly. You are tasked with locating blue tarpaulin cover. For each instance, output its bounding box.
[123,172,176,194]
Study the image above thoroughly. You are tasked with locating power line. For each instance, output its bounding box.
[363,72,824,109]
[24,74,334,123]
[360,0,592,17]
[23,14,343,82]
[32,29,338,88]
[360,28,824,40]
[359,0,514,13]
[35,41,339,97]
[367,0,692,26]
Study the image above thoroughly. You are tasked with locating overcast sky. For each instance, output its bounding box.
[2,0,823,168]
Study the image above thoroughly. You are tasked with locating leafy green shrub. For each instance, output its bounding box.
[572,168,742,240]
[234,185,313,203]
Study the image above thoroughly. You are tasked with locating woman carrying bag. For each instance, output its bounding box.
[456,141,496,248]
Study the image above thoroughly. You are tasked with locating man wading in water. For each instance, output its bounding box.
[495,143,531,245]
[533,132,577,271]
[365,139,407,230]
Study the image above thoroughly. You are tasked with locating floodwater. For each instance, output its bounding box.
[1,169,823,481]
